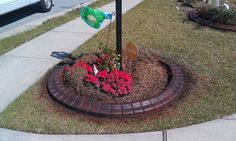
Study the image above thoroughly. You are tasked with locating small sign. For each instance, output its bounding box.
[126,42,138,61]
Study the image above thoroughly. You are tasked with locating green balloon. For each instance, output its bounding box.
[80,6,106,29]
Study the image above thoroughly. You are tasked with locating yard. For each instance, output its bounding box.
[0,0,235,134]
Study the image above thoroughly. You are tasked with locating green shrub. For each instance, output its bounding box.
[198,6,236,25]
[181,0,204,6]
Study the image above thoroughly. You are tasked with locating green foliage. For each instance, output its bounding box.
[198,6,236,25]
[181,0,204,6]
[97,44,121,71]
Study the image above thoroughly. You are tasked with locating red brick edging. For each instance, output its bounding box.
[188,11,236,32]
[47,57,185,118]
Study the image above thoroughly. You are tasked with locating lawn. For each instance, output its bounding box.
[0,0,236,134]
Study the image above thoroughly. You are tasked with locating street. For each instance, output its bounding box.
[0,0,91,35]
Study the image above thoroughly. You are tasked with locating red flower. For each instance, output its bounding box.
[103,54,111,59]
[64,65,71,72]
[73,60,87,69]
[112,83,117,88]
[117,89,123,95]
[96,58,104,65]
[97,70,108,79]
[86,66,93,74]
[119,71,132,81]
[85,74,100,87]
[123,90,128,95]
[63,59,133,97]
[126,83,132,91]
[108,87,115,94]
[102,83,111,93]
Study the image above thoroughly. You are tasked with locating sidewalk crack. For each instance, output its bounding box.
[221,117,236,120]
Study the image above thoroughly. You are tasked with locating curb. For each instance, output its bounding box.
[47,57,185,118]
[0,114,236,141]
[188,11,236,32]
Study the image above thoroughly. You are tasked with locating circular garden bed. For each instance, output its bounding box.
[47,52,185,118]
[188,11,236,32]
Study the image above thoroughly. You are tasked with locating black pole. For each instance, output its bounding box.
[116,0,122,69]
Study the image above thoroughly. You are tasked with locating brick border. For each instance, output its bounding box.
[188,11,236,32]
[47,57,185,118]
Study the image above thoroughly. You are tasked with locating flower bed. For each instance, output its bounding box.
[47,51,185,118]
[63,60,132,97]
[188,10,236,31]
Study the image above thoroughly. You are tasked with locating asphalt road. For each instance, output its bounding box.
[0,0,91,34]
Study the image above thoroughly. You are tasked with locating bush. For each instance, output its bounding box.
[181,0,204,6]
[197,6,236,25]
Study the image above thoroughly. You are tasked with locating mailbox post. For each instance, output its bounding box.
[116,0,122,68]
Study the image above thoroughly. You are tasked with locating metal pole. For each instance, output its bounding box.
[116,0,122,69]
[215,0,220,6]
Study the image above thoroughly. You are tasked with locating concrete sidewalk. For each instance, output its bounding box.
[0,114,236,141]
[0,0,143,113]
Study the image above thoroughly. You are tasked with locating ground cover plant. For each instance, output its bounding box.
[197,5,236,25]
[0,0,236,134]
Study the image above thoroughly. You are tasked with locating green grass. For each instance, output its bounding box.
[0,0,113,55]
[0,0,236,134]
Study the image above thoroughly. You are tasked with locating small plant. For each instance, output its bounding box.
[197,6,236,25]
[96,44,121,71]
[63,45,132,97]
[63,60,132,97]
[63,61,93,93]
[87,69,132,96]
[181,0,204,6]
